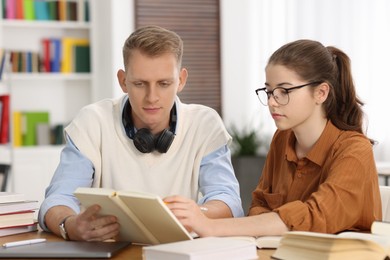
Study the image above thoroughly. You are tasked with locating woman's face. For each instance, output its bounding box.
[265,64,320,132]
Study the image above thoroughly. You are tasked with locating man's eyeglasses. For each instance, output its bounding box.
[255,81,322,106]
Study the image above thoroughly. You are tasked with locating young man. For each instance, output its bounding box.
[38,25,243,241]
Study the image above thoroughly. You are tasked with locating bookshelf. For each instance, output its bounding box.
[0,0,129,207]
[0,0,94,204]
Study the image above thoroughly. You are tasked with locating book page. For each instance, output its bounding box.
[117,190,193,244]
[74,188,158,245]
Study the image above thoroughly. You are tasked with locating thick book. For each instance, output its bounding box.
[0,222,38,237]
[142,237,258,260]
[0,192,25,204]
[273,229,390,260]
[0,210,35,228]
[74,187,193,245]
[371,221,390,236]
[0,200,38,214]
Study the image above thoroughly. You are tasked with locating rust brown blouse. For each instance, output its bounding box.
[249,121,382,233]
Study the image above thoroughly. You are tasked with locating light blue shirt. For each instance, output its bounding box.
[39,98,244,230]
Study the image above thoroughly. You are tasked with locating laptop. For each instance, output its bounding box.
[0,241,131,258]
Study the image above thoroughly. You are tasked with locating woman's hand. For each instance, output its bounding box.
[163,195,214,237]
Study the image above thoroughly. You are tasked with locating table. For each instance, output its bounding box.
[0,231,275,259]
[377,161,390,186]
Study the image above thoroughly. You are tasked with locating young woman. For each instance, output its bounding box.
[165,39,382,237]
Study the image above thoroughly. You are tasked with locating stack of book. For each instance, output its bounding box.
[0,192,38,237]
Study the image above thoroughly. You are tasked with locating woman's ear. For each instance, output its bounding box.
[315,82,330,104]
[117,69,128,93]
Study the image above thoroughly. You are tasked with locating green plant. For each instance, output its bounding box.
[229,126,262,156]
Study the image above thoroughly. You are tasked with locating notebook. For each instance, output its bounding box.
[0,241,131,258]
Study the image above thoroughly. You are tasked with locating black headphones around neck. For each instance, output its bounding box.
[122,100,176,153]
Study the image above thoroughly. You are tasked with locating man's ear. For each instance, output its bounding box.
[315,82,330,104]
[177,68,188,93]
[117,69,127,93]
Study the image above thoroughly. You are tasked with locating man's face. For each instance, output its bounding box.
[119,49,187,134]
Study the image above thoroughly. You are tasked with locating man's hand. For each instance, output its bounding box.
[45,205,120,241]
[65,204,120,241]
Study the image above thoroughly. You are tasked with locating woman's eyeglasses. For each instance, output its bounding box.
[255,81,322,106]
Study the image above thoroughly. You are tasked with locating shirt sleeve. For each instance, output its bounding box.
[38,135,94,231]
[198,145,244,217]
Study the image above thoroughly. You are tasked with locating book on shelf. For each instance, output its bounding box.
[74,187,193,245]
[3,0,89,22]
[34,0,50,20]
[0,210,35,228]
[142,237,258,260]
[23,0,35,20]
[21,111,50,146]
[273,225,390,260]
[50,38,62,72]
[61,37,89,73]
[0,49,8,81]
[0,200,38,215]
[74,45,90,72]
[12,111,22,147]
[0,222,38,237]
[15,0,24,19]
[0,95,9,144]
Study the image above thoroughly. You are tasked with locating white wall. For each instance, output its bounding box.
[221,0,390,161]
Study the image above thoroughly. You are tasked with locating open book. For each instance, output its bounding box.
[273,222,390,260]
[231,235,281,249]
[74,187,193,245]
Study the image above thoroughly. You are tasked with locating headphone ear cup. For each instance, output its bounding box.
[133,128,155,153]
[155,129,175,153]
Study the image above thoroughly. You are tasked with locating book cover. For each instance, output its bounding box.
[5,0,16,19]
[22,111,50,146]
[58,0,67,21]
[61,38,89,73]
[77,0,85,22]
[66,0,77,21]
[0,210,35,228]
[143,237,258,260]
[74,45,90,72]
[50,38,61,73]
[0,49,6,80]
[34,0,49,20]
[0,222,38,237]
[371,221,390,236]
[74,187,193,245]
[12,111,22,147]
[0,200,38,215]
[0,192,25,204]
[23,0,34,20]
[41,38,51,72]
[0,95,9,144]
[47,0,58,21]
[15,0,24,19]
[273,230,390,260]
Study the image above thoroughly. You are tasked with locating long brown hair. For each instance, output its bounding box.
[268,39,373,143]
